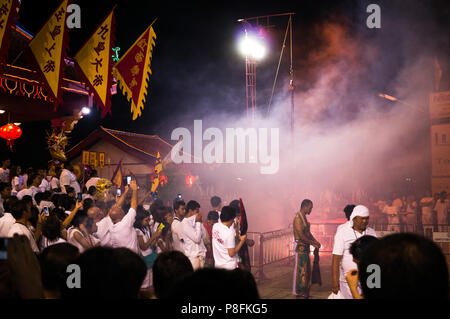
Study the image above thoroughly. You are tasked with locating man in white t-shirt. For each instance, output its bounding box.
[7,200,43,253]
[60,165,81,194]
[212,206,247,270]
[94,181,138,253]
[17,173,42,205]
[181,200,207,270]
[331,205,377,299]
[171,198,186,252]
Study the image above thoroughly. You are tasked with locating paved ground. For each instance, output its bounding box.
[255,253,333,299]
[255,253,450,299]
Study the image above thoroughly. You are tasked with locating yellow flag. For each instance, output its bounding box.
[150,151,161,192]
[74,8,115,117]
[29,0,70,106]
[0,0,20,68]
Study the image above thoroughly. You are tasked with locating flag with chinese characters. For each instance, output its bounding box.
[74,7,115,117]
[0,0,20,71]
[114,22,156,120]
[28,0,70,106]
[150,151,162,192]
[111,159,123,188]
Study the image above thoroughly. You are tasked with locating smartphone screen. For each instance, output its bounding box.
[177,194,182,199]
[0,238,8,260]
[43,207,49,216]
[117,189,121,197]
[77,193,82,201]
[126,176,131,185]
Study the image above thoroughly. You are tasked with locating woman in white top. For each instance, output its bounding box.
[67,215,99,253]
[40,214,67,252]
[134,206,161,288]
[10,166,24,196]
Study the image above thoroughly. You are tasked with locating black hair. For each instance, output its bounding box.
[153,250,194,299]
[28,173,40,187]
[343,204,356,221]
[3,196,18,213]
[186,200,200,213]
[29,206,39,229]
[22,195,32,207]
[34,192,45,205]
[40,243,79,294]
[0,182,10,193]
[358,233,449,299]
[42,191,52,201]
[65,186,75,195]
[229,199,240,215]
[167,267,259,299]
[10,200,28,220]
[207,210,219,221]
[301,199,313,209]
[133,205,150,231]
[64,247,146,299]
[52,207,68,222]
[88,186,97,196]
[42,214,63,241]
[173,199,185,211]
[220,205,236,222]
[83,198,94,211]
[62,195,75,211]
[210,196,222,208]
[349,235,378,261]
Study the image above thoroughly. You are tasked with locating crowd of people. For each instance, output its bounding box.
[0,156,449,299]
[0,157,258,299]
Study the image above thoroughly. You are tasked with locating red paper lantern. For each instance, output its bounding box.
[0,123,22,151]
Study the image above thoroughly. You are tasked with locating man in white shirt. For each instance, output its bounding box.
[94,181,138,253]
[17,173,42,205]
[7,200,42,253]
[331,205,377,299]
[181,200,207,270]
[171,198,186,252]
[60,165,81,194]
[212,206,247,270]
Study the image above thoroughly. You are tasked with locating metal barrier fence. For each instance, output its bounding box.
[247,222,449,283]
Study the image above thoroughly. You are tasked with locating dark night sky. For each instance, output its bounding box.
[1,0,449,168]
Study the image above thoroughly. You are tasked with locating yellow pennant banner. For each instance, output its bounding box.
[0,0,20,68]
[74,8,115,117]
[114,21,156,120]
[28,0,70,106]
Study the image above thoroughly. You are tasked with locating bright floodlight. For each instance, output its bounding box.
[81,107,91,115]
[238,32,266,60]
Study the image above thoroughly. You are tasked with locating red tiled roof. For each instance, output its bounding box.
[67,126,174,163]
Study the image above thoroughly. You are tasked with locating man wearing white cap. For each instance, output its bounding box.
[331,205,377,299]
